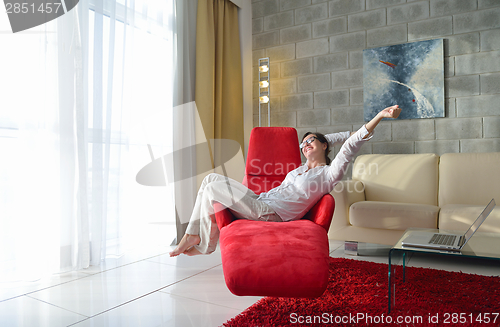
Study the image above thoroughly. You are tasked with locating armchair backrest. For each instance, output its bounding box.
[243,127,302,194]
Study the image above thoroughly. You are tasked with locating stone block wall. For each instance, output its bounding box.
[252,0,500,162]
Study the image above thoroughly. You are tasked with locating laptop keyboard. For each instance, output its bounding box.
[429,234,456,246]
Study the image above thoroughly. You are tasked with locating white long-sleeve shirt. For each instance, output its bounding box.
[257,125,373,221]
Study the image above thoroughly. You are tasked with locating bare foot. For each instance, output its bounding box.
[169,234,201,257]
[184,246,202,256]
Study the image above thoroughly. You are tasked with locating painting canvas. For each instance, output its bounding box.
[363,39,444,121]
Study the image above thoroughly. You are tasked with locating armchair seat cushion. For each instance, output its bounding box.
[349,201,439,231]
[219,219,330,298]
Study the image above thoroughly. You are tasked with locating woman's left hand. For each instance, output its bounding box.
[380,105,401,119]
[365,104,402,136]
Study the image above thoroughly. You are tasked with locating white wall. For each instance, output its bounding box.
[251,0,500,158]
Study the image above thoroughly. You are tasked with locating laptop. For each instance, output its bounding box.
[401,198,496,251]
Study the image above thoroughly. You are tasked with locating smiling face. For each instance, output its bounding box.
[301,134,327,161]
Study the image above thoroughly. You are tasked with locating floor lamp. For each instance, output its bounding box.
[258,57,270,127]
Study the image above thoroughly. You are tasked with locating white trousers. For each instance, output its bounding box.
[185,173,281,254]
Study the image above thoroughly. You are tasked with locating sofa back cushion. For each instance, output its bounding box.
[439,152,500,207]
[352,154,439,206]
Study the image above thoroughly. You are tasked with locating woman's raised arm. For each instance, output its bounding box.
[364,105,401,138]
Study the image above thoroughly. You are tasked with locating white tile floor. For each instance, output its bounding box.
[1,240,498,327]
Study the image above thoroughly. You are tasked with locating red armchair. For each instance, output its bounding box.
[214,127,335,298]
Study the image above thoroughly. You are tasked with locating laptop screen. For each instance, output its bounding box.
[463,199,496,242]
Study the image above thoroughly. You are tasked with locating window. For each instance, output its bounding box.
[87,0,177,252]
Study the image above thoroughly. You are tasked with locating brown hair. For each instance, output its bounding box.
[302,132,331,165]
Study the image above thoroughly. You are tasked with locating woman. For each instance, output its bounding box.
[170,105,401,257]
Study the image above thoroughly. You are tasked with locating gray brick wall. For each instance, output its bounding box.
[252,0,500,159]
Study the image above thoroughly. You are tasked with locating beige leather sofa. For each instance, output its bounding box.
[328,152,500,246]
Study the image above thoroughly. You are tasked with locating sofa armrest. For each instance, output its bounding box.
[214,202,236,230]
[303,194,335,232]
[329,179,366,231]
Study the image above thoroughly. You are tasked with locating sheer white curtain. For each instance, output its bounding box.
[0,15,66,281]
[84,0,178,264]
[172,0,198,244]
[0,0,193,282]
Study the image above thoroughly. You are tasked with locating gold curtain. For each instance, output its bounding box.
[195,0,244,172]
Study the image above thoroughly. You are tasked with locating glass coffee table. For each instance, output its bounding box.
[388,228,500,313]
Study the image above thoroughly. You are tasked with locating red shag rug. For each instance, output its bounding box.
[223,258,500,327]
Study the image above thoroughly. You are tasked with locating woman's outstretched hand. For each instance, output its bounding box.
[364,104,401,136]
[380,105,401,119]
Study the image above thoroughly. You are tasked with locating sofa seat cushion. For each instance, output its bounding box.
[349,201,439,231]
[439,204,500,234]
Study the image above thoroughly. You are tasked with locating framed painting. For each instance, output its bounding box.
[363,39,444,121]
